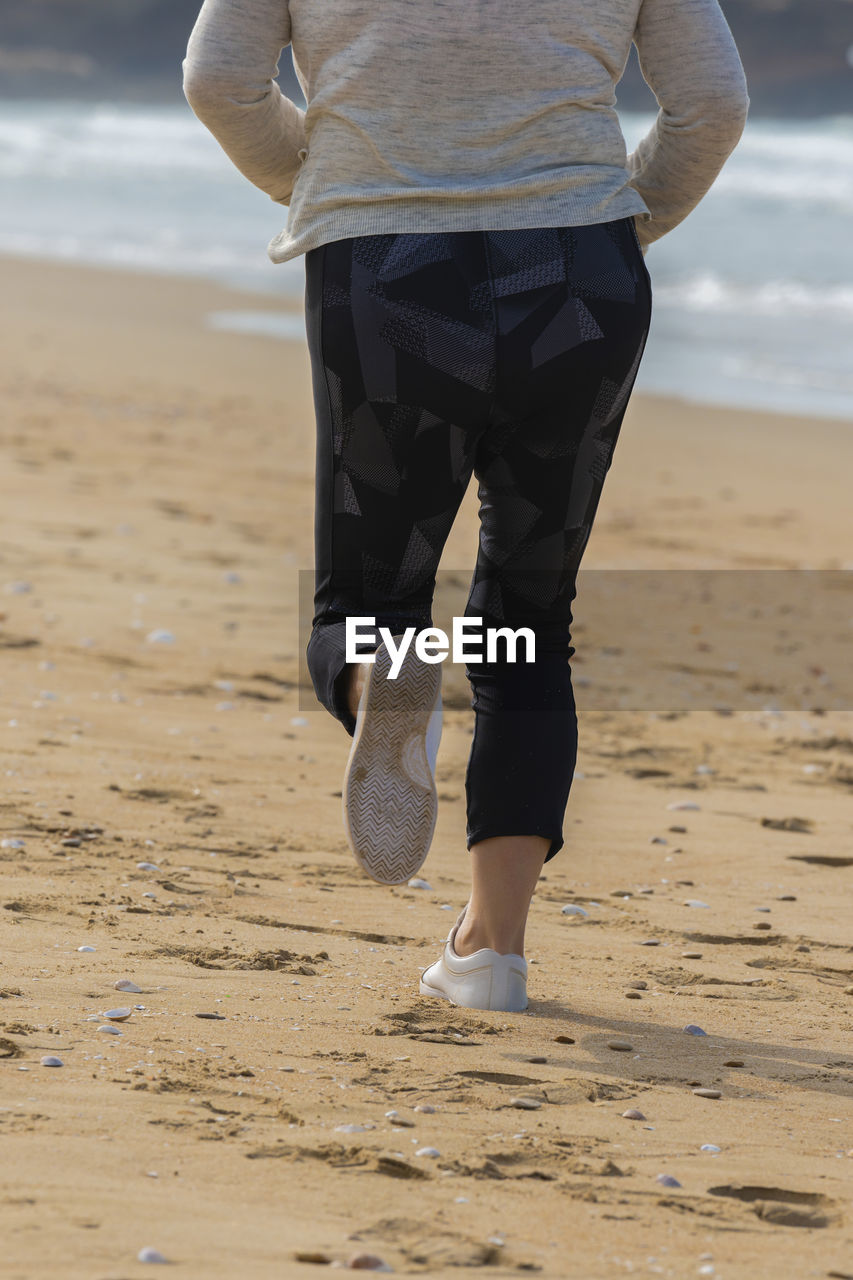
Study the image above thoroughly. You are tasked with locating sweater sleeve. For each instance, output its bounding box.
[627,0,749,249]
[182,0,306,206]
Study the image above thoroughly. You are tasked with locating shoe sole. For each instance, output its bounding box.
[342,638,441,886]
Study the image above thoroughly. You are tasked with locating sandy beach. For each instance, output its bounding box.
[1,253,851,1279]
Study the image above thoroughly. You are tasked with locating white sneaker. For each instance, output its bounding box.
[342,634,442,886]
[419,906,528,1012]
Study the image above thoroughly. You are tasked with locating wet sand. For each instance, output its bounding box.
[1,254,851,1278]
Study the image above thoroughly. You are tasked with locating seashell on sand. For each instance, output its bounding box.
[137,1247,169,1264]
[115,980,142,992]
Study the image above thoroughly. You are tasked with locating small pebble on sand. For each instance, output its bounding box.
[621,1109,646,1120]
[692,1088,722,1099]
[684,1024,708,1036]
[667,801,701,811]
[625,991,642,999]
[656,1174,682,1188]
[136,861,160,872]
[115,980,142,992]
[553,1035,575,1044]
[681,951,703,959]
[777,894,797,901]
[77,946,96,953]
[407,877,432,890]
[700,1144,721,1152]
[195,1012,225,1020]
[0,838,25,849]
[509,1097,542,1110]
[628,981,647,990]
[40,1056,63,1067]
[97,1025,122,1035]
[754,906,771,913]
[753,921,773,930]
[413,1104,436,1113]
[104,1008,132,1021]
[638,939,660,946]
[415,1147,440,1157]
[560,904,588,917]
[723,1059,744,1067]
[145,629,175,645]
[346,1254,392,1271]
[684,899,710,908]
[137,1248,169,1264]
[607,1040,633,1052]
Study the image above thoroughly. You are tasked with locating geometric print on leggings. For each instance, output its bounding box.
[305,217,652,632]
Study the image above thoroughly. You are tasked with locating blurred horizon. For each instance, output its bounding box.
[2,0,853,421]
[0,0,852,117]
[3,99,853,421]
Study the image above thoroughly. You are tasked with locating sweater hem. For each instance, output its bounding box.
[267,185,652,264]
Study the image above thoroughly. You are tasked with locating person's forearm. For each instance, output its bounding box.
[628,0,749,247]
[183,0,306,205]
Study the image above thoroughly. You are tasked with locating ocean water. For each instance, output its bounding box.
[2,99,852,421]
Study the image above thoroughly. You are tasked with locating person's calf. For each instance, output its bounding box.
[453,834,550,958]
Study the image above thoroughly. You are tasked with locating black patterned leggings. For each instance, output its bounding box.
[304,218,652,861]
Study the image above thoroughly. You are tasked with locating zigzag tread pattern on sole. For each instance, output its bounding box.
[343,641,441,886]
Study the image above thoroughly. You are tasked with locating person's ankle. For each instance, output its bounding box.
[453,919,524,959]
[346,661,369,721]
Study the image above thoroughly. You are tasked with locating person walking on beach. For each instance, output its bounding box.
[183,0,749,1012]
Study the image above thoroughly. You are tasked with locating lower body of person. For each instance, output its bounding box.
[303,218,652,1011]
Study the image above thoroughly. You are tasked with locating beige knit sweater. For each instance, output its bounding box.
[183,0,749,263]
